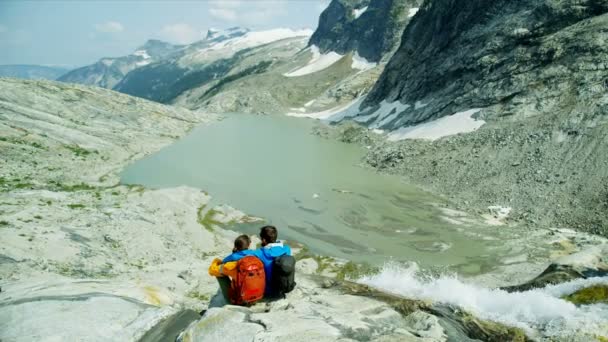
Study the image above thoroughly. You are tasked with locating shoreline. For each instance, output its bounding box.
[311,118,608,238]
[2,78,607,341]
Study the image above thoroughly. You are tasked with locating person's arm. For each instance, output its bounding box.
[208,258,223,277]
[285,245,292,256]
[220,261,238,279]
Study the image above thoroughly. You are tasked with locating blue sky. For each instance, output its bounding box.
[0,0,329,67]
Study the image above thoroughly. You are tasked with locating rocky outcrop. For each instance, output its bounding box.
[309,0,422,62]
[332,0,608,235]
[58,39,181,89]
[0,78,229,340]
[178,274,531,342]
[359,0,608,129]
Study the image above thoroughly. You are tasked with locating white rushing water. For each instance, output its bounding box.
[359,261,608,339]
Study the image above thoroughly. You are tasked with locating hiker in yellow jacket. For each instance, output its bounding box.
[209,235,262,303]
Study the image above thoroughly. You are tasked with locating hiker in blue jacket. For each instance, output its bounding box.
[256,225,292,295]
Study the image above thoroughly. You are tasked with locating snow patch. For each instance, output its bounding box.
[210,28,312,51]
[133,50,151,60]
[414,101,428,110]
[284,45,344,77]
[409,7,420,18]
[185,28,311,65]
[100,59,114,67]
[387,109,484,141]
[351,52,377,71]
[133,50,152,67]
[287,97,364,120]
[484,206,512,226]
[357,100,411,128]
[353,6,368,19]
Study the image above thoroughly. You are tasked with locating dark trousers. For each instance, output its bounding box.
[216,276,231,303]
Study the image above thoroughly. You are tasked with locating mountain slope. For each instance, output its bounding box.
[113,28,308,103]
[0,65,69,80]
[329,0,608,235]
[309,0,422,62]
[355,0,608,130]
[58,39,182,89]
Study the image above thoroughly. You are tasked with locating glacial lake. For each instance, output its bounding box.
[121,114,526,274]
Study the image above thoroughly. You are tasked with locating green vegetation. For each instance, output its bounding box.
[126,184,146,195]
[563,285,608,305]
[104,235,121,249]
[294,246,314,261]
[49,180,97,191]
[67,203,85,209]
[0,136,46,150]
[200,60,273,100]
[65,144,92,157]
[54,262,114,278]
[0,220,9,227]
[313,255,337,275]
[128,259,148,270]
[197,205,222,231]
[336,261,379,281]
[187,289,210,301]
[14,182,34,189]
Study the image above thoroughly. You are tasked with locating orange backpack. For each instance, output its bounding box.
[229,256,265,305]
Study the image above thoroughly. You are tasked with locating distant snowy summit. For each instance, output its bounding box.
[58,39,182,89]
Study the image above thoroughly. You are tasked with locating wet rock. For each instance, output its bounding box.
[403,311,446,340]
[563,284,608,305]
[502,262,608,292]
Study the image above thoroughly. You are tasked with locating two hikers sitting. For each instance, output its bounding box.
[208,225,296,305]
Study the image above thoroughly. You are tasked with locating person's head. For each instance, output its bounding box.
[259,225,278,246]
[233,234,251,252]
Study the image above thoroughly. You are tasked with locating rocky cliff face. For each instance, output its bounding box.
[58,39,181,89]
[334,0,608,235]
[309,0,422,62]
[358,0,608,129]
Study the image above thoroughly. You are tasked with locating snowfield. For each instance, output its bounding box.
[284,45,344,77]
[353,6,368,19]
[387,109,485,141]
[351,52,377,71]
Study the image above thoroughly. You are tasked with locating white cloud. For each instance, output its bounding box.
[160,23,201,44]
[208,0,288,25]
[318,0,330,12]
[210,8,238,21]
[94,21,124,33]
[209,0,241,21]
